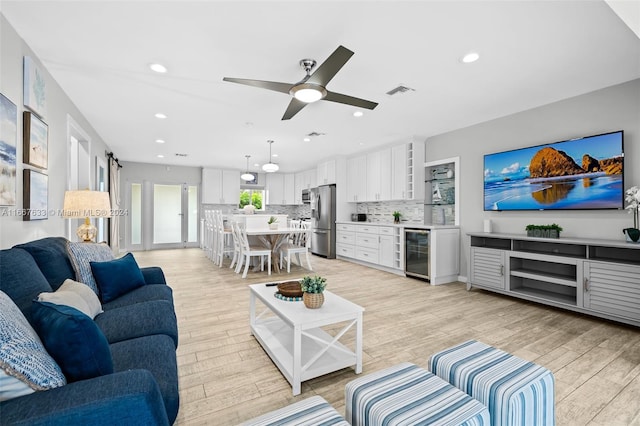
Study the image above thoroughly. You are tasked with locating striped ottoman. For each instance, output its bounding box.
[241,395,348,426]
[429,340,555,426]
[345,362,490,426]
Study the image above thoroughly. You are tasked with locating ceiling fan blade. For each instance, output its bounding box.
[281,98,307,120]
[306,45,354,86]
[324,90,378,110]
[222,77,293,94]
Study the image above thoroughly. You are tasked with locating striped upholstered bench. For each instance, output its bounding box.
[345,362,490,425]
[429,340,555,426]
[241,395,348,426]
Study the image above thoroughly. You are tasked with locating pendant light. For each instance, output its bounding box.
[241,155,254,181]
[262,140,279,173]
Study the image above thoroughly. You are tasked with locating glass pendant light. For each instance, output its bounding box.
[262,140,279,173]
[241,155,254,181]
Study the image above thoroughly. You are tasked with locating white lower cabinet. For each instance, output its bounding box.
[469,247,506,290]
[336,223,401,272]
[584,261,640,322]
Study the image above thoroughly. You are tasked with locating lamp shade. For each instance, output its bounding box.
[63,190,112,218]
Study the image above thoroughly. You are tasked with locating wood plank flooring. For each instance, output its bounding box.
[133,248,640,425]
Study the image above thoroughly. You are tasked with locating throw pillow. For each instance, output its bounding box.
[37,279,103,319]
[90,253,146,303]
[67,242,114,295]
[31,301,113,382]
[0,369,34,402]
[0,291,66,399]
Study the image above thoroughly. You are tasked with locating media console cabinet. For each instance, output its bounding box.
[468,232,640,327]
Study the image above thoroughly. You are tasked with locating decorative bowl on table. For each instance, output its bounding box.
[277,281,303,297]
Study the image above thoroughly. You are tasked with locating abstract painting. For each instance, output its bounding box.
[23,111,48,169]
[23,56,47,118]
[0,93,17,206]
[23,169,48,221]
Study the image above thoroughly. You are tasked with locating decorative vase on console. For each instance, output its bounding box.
[623,185,640,243]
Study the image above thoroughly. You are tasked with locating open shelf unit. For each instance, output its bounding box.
[424,157,460,226]
[468,232,640,327]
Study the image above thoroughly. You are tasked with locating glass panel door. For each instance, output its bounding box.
[152,183,199,249]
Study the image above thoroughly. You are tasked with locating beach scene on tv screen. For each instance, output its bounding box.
[484,132,623,211]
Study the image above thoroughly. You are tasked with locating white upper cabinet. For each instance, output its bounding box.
[294,171,305,205]
[266,173,296,205]
[391,144,408,200]
[347,156,367,202]
[202,168,240,204]
[366,148,391,201]
[317,159,336,185]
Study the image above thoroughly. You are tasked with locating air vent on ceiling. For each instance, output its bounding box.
[386,85,416,96]
[306,131,326,137]
[174,153,188,157]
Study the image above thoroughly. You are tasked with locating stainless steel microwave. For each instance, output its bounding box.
[302,189,311,203]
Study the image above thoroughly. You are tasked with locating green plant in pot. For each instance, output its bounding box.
[525,223,563,239]
[300,275,327,309]
[267,216,278,229]
[392,211,402,224]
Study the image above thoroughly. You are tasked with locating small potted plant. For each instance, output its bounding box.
[268,216,278,230]
[392,211,402,224]
[525,224,563,238]
[300,275,327,309]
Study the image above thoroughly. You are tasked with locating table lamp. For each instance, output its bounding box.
[62,190,111,242]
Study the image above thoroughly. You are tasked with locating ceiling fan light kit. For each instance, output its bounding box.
[290,83,326,103]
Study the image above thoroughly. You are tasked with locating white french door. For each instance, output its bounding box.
[126,181,198,250]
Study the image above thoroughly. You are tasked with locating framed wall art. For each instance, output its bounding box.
[23,169,48,221]
[0,93,17,206]
[23,111,48,169]
[23,56,47,118]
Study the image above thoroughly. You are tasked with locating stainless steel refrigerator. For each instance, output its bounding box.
[310,184,336,258]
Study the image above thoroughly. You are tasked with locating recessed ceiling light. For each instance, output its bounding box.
[303,137,311,142]
[462,52,480,63]
[272,154,278,158]
[157,154,165,158]
[149,63,167,73]
[254,163,260,167]
[155,139,165,144]
[359,142,365,146]
[353,111,364,117]
[155,113,167,119]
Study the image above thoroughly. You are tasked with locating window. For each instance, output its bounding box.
[239,189,264,210]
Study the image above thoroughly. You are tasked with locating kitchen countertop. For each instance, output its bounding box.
[335,221,458,230]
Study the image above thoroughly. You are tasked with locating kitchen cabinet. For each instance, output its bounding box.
[317,160,336,185]
[366,149,391,201]
[391,144,408,200]
[266,173,296,205]
[346,156,367,202]
[294,169,316,204]
[336,223,401,272]
[202,168,240,205]
[379,233,394,268]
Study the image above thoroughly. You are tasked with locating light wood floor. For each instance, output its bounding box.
[133,248,640,425]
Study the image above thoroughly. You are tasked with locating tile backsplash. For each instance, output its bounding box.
[356,200,424,224]
[202,204,311,219]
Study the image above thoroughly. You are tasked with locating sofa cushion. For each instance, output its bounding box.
[90,253,146,303]
[31,301,113,383]
[0,291,66,397]
[0,369,35,402]
[0,248,53,322]
[95,299,178,347]
[110,334,179,424]
[67,242,114,294]
[37,279,103,319]
[14,237,75,290]
[101,283,174,311]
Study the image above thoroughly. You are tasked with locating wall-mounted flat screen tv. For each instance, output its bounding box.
[484,130,623,211]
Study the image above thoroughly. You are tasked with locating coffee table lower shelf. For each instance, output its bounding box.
[251,317,358,395]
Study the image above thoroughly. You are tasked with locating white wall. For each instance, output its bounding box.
[0,15,111,248]
[425,78,640,278]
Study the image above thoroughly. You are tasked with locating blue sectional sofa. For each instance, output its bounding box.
[0,237,180,425]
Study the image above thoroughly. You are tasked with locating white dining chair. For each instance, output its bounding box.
[279,223,312,273]
[213,210,234,267]
[235,222,271,278]
[229,220,243,272]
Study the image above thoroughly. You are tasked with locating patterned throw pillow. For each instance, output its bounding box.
[67,242,114,295]
[37,279,103,319]
[0,291,66,401]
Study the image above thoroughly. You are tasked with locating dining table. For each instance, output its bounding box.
[245,227,308,274]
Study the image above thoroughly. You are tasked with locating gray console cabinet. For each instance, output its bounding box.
[468,233,640,327]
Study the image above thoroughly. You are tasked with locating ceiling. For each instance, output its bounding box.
[2,1,639,174]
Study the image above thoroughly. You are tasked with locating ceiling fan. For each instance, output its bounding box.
[223,45,378,120]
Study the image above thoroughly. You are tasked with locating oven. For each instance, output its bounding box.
[404,228,430,281]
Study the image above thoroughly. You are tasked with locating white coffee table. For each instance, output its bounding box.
[249,282,364,395]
